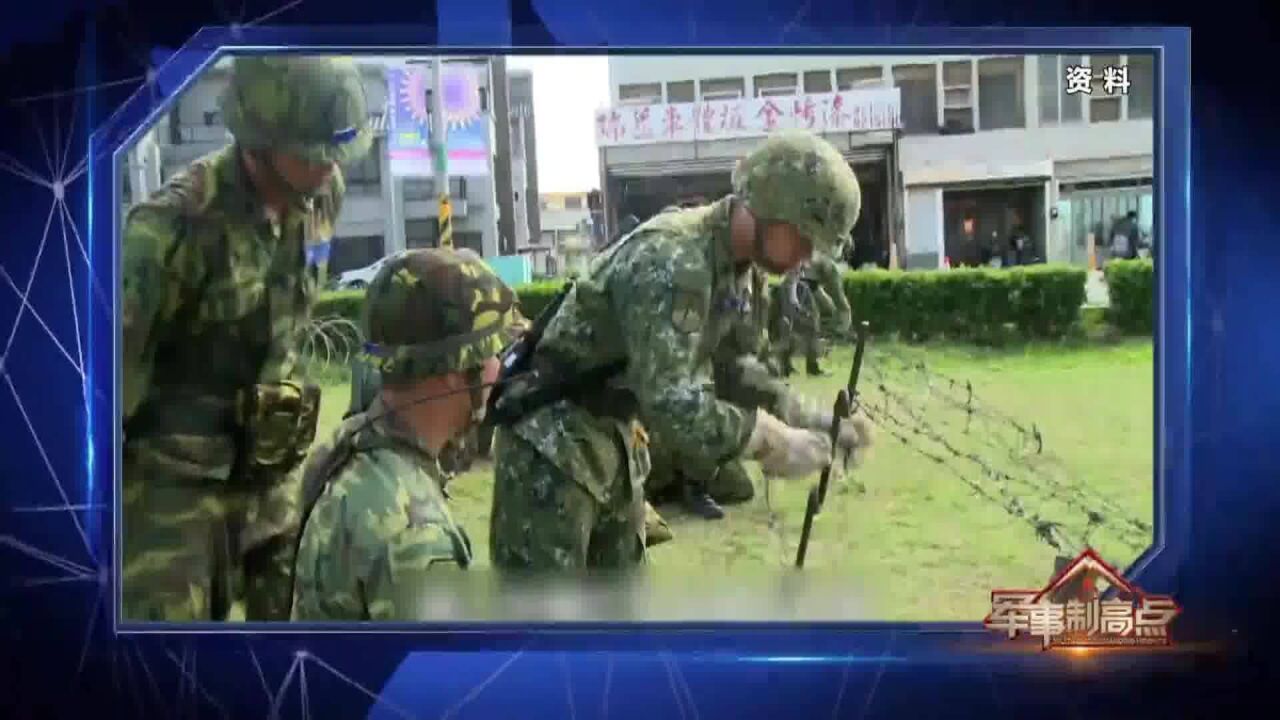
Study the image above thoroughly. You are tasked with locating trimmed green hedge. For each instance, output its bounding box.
[311,289,365,325]
[312,265,1092,345]
[841,265,1087,343]
[511,280,566,320]
[1103,259,1154,334]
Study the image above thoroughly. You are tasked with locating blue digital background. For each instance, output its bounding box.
[0,1,1276,717]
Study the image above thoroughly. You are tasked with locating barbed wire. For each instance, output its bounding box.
[297,316,362,373]
[862,353,1151,543]
[785,339,1151,562]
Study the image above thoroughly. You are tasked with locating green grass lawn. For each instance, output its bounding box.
[312,338,1153,622]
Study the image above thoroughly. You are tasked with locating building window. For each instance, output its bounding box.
[667,80,695,103]
[478,87,488,112]
[1036,55,1060,125]
[836,66,884,90]
[343,137,381,188]
[564,195,583,210]
[941,60,974,133]
[892,64,939,135]
[700,77,745,100]
[328,235,383,275]
[978,57,1025,130]
[619,82,662,105]
[203,110,221,126]
[405,219,437,249]
[803,70,832,94]
[514,191,520,202]
[753,73,798,97]
[1088,55,1123,123]
[1060,55,1085,122]
[1127,53,1154,119]
[404,177,467,200]
[454,232,484,255]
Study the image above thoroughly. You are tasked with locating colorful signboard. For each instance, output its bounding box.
[387,64,492,177]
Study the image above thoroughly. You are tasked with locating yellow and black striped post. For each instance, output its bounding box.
[438,194,454,249]
[430,57,453,250]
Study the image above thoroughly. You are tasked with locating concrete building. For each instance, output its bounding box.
[507,71,543,258]
[528,191,593,276]
[123,55,535,276]
[603,54,1155,269]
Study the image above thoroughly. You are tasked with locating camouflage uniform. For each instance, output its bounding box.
[489,130,861,571]
[644,249,768,515]
[292,249,519,620]
[770,253,850,377]
[121,57,371,622]
[341,264,531,470]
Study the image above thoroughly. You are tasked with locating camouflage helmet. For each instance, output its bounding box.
[732,129,862,257]
[363,248,519,385]
[220,56,373,166]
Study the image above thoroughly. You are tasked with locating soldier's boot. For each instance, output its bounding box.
[682,480,725,520]
[807,358,829,377]
[780,354,796,378]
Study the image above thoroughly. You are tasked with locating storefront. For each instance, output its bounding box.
[1050,157,1153,265]
[596,87,903,267]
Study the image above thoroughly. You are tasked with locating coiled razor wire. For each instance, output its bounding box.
[297,316,364,373]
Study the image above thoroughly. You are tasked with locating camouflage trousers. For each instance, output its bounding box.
[645,437,755,504]
[120,446,299,622]
[489,429,646,571]
[775,329,823,370]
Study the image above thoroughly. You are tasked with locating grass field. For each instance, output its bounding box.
[313,338,1154,622]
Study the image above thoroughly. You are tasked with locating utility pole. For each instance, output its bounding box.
[430,57,453,249]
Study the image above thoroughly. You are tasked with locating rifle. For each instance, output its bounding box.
[795,320,870,569]
[484,281,575,426]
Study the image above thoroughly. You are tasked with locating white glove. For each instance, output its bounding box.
[836,413,875,468]
[743,410,832,478]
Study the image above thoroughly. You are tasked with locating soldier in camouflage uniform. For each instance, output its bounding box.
[643,220,767,520]
[291,248,520,620]
[769,252,850,377]
[488,130,874,571]
[121,56,371,621]
[345,290,528,474]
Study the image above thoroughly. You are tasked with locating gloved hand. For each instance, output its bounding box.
[836,413,875,468]
[743,410,832,478]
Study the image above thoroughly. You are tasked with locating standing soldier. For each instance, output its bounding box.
[487,130,874,571]
[120,56,371,621]
[770,252,850,377]
[803,252,853,376]
[291,249,520,620]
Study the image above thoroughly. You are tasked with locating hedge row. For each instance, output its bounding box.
[840,265,1087,343]
[311,289,364,325]
[1103,259,1155,335]
[313,262,1154,344]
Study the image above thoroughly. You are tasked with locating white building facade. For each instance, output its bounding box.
[603,54,1155,269]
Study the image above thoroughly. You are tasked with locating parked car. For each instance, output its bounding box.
[332,255,396,290]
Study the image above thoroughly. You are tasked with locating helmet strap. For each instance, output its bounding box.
[753,216,769,265]
[247,147,313,207]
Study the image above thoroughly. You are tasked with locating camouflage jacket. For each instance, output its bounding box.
[510,197,794,500]
[120,144,344,477]
[292,397,471,621]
